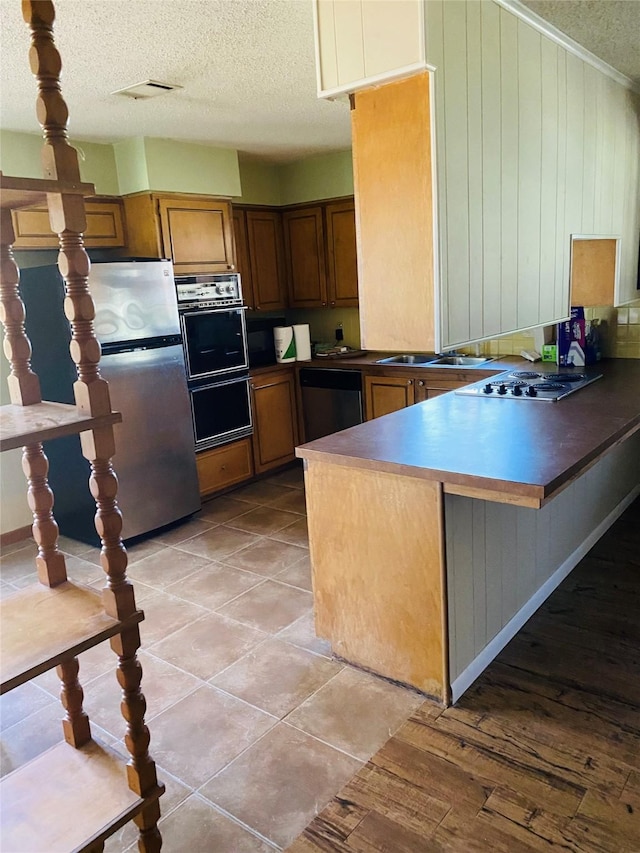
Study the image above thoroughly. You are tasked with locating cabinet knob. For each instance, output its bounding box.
[220,464,227,471]
[330,301,335,307]
[418,380,424,387]
[227,264,233,270]
[407,379,413,386]
[322,302,327,307]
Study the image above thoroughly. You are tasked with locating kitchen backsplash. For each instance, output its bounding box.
[477,298,640,360]
[284,298,640,359]
[285,307,361,350]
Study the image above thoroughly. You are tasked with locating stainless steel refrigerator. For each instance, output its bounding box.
[20,259,201,546]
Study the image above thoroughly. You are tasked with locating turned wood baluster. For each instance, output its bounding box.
[57,657,91,747]
[1,207,67,586]
[112,627,162,852]
[20,7,163,846]
[22,443,68,586]
[22,0,81,184]
[0,209,41,404]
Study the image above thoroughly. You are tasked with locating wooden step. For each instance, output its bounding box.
[0,581,143,694]
[0,172,95,211]
[0,401,122,452]
[0,738,164,852]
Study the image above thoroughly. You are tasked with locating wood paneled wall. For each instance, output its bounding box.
[426,0,640,350]
[445,429,640,689]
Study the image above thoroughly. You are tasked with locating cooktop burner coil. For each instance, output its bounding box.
[510,371,542,380]
[530,382,567,393]
[543,373,586,383]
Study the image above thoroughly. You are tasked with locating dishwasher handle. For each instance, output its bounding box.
[299,368,362,392]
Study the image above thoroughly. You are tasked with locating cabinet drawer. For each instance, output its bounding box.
[196,438,253,497]
[12,200,126,248]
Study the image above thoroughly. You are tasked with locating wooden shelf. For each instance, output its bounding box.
[1,582,143,694]
[0,172,96,211]
[0,738,164,853]
[0,401,122,452]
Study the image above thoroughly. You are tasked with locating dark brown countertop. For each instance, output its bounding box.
[296,359,640,506]
[251,353,525,379]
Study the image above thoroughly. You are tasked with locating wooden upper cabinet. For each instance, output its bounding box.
[11,198,126,249]
[232,208,255,308]
[233,207,287,311]
[158,196,235,275]
[246,210,287,311]
[283,200,358,309]
[123,193,235,275]
[325,200,358,307]
[283,206,327,308]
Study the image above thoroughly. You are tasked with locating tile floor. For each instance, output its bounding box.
[0,463,424,851]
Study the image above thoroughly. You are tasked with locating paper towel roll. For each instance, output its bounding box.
[274,326,296,363]
[293,324,312,361]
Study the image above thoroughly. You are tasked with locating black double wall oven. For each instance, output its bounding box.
[176,273,252,450]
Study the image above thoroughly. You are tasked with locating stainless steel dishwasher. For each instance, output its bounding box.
[299,368,364,442]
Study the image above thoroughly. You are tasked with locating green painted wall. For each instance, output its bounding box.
[115,137,241,196]
[279,150,354,205]
[113,137,149,195]
[236,159,282,205]
[0,130,119,195]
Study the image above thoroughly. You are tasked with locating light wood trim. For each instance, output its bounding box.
[0,524,32,547]
[570,238,617,307]
[196,438,253,497]
[0,402,122,452]
[443,483,542,509]
[0,173,95,210]
[305,460,448,700]
[122,193,163,258]
[0,582,143,694]
[351,71,436,351]
[540,420,640,507]
[0,738,163,853]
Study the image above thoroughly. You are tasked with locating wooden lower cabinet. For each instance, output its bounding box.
[365,371,474,419]
[196,438,253,497]
[251,369,299,474]
[365,374,416,419]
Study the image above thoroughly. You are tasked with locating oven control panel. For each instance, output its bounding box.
[175,273,243,309]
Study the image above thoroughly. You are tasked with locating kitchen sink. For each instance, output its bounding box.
[375,354,437,365]
[430,356,495,366]
[375,354,495,367]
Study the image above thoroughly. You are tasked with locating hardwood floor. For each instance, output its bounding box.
[289,498,640,852]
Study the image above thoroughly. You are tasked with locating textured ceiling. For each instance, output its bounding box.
[0,0,351,163]
[518,0,640,86]
[0,0,638,165]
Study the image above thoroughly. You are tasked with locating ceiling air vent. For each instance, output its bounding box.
[111,80,183,100]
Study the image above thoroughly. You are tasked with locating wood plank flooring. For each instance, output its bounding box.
[288,498,640,852]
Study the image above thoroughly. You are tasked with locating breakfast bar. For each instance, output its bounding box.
[296,359,640,705]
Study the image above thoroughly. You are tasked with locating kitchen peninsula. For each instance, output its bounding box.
[296,359,640,705]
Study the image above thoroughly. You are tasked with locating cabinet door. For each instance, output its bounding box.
[364,374,415,420]
[233,209,255,309]
[251,370,299,473]
[283,207,327,307]
[246,210,287,311]
[158,197,235,275]
[12,200,126,248]
[325,200,358,307]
